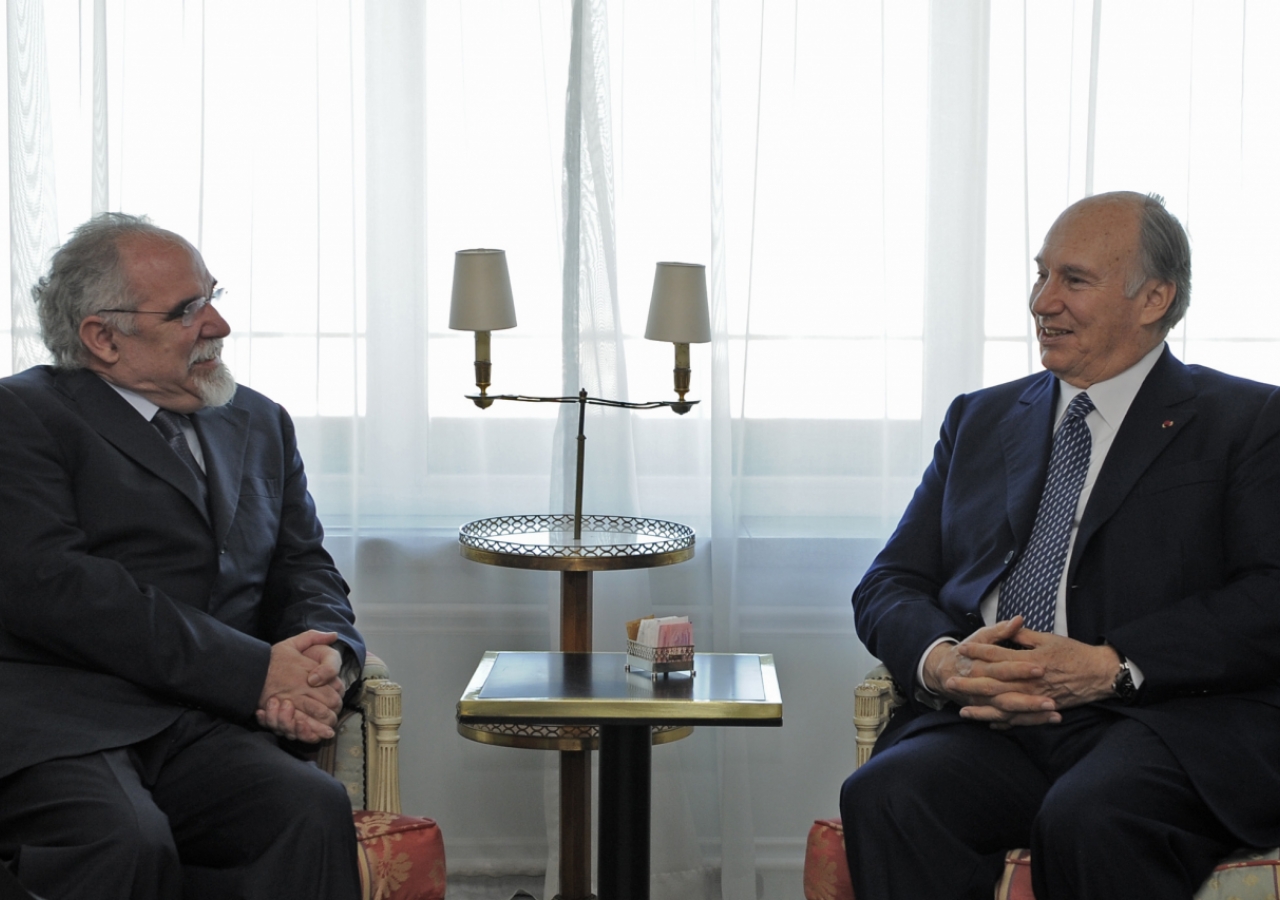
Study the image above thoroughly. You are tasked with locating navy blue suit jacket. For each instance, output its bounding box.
[853,347,1280,844]
[0,366,364,779]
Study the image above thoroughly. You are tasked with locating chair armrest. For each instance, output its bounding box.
[316,652,404,814]
[360,666,403,814]
[853,664,903,769]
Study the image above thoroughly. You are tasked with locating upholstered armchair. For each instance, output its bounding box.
[317,654,447,900]
[802,665,1280,900]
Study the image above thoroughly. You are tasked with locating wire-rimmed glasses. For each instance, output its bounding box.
[98,286,227,328]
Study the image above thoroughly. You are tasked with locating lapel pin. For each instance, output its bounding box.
[1161,419,1174,429]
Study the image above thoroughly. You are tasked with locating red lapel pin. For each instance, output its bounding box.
[1161,420,1174,429]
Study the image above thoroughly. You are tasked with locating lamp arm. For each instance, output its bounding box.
[464,393,698,412]
[463,388,700,539]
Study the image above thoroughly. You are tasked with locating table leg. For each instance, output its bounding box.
[561,570,592,652]
[597,724,651,900]
[557,570,594,899]
[559,748,594,899]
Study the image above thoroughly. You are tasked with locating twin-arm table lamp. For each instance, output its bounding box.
[449,249,710,900]
[449,248,711,534]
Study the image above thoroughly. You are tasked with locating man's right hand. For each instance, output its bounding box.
[922,617,1061,728]
[256,630,346,743]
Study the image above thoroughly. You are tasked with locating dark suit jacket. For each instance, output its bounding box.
[853,346,1280,844]
[0,366,365,780]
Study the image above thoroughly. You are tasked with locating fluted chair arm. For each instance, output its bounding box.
[360,672,403,814]
[853,664,903,769]
[317,653,403,813]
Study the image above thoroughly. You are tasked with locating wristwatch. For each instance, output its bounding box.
[1111,649,1137,704]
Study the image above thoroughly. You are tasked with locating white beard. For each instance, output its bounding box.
[189,339,237,407]
[193,360,237,407]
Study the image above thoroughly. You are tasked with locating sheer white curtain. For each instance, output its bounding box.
[982,1,1280,388]
[4,2,1280,897]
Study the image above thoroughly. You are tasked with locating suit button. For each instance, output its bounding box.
[1003,550,1016,565]
[964,613,983,629]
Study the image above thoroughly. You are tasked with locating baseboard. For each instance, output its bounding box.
[438,837,548,877]
[445,836,805,879]
[753,837,808,871]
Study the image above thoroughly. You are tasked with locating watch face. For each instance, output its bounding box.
[1115,665,1137,702]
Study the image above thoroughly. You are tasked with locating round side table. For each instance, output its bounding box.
[456,514,696,900]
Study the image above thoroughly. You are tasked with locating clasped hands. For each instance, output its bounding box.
[922,616,1121,729]
[256,630,348,743]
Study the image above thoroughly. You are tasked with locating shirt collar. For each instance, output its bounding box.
[100,376,161,422]
[1055,342,1166,431]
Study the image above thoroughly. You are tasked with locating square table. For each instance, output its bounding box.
[458,651,783,900]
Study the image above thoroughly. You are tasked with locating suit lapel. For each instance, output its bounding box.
[1000,372,1058,546]
[59,370,211,522]
[192,399,249,552]
[1070,349,1196,577]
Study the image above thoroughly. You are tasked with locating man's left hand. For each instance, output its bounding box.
[948,624,1120,726]
[302,641,347,694]
[255,631,346,742]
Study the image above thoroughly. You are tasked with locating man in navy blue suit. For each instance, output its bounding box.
[842,192,1280,899]
[0,214,365,899]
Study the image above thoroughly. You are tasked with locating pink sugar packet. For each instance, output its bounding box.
[658,621,693,647]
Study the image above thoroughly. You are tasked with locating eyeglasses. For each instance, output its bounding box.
[98,286,226,328]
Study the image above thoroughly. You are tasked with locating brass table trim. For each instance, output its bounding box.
[457,651,784,726]
[459,514,695,572]
[456,721,693,751]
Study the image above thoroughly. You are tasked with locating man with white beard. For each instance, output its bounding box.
[0,213,365,900]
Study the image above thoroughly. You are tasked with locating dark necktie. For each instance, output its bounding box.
[997,391,1095,633]
[152,409,208,505]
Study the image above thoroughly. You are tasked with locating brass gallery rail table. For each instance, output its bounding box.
[457,514,696,900]
[458,651,783,900]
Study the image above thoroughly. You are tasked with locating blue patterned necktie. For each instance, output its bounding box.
[997,391,1095,633]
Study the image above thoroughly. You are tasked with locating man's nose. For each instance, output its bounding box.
[1029,278,1061,317]
[199,303,232,339]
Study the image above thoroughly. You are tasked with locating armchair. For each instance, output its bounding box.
[802,665,1280,900]
[317,654,447,900]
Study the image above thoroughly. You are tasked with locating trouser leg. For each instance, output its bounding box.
[840,723,1049,900]
[148,711,360,900]
[0,865,37,900]
[0,750,182,900]
[0,711,359,900]
[1031,718,1237,900]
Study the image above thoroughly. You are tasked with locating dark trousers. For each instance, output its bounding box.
[0,711,360,900]
[840,709,1239,900]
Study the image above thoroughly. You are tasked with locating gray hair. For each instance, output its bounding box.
[1123,193,1192,332]
[33,212,190,369]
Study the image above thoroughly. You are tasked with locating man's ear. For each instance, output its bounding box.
[78,317,120,367]
[1138,279,1175,327]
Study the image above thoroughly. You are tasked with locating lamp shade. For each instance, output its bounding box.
[644,262,711,343]
[449,249,518,331]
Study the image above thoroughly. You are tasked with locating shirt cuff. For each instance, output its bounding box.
[1127,657,1145,688]
[335,641,363,696]
[914,637,958,709]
